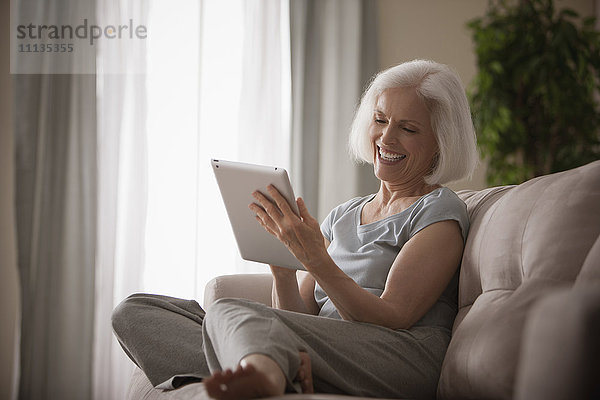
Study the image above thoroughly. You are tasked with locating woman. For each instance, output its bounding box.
[112,59,478,399]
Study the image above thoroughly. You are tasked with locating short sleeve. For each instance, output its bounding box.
[320,209,335,242]
[320,196,367,243]
[409,188,469,242]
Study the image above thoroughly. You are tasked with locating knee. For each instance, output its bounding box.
[206,297,266,317]
[204,298,269,331]
[207,297,244,311]
[205,297,243,322]
[111,293,148,338]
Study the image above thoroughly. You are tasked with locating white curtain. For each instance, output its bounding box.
[237,0,291,167]
[140,0,291,300]
[93,0,149,398]
[93,0,291,398]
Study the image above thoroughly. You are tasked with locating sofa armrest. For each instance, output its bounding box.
[203,274,273,308]
[514,284,600,400]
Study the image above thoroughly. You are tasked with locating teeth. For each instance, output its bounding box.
[379,148,406,162]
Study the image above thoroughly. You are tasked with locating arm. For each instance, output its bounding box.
[251,185,463,330]
[270,267,320,315]
[250,188,322,315]
[311,220,463,329]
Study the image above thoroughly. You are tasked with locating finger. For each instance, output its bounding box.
[251,203,301,250]
[255,215,274,235]
[256,215,282,238]
[252,190,284,221]
[249,203,279,235]
[267,185,297,218]
[252,211,278,236]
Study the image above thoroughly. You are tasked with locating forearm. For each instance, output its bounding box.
[271,275,311,314]
[311,258,410,329]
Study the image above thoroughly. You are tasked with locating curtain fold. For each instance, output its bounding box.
[93,1,149,399]
[14,0,97,398]
[14,67,97,400]
[234,0,293,271]
[93,74,147,400]
[237,0,291,169]
[289,0,379,221]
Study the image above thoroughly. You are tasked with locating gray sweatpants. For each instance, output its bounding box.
[112,294,450,399]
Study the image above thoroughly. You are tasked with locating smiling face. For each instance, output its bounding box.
[368,87,439,188]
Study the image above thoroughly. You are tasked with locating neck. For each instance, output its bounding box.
[375,179,440,205]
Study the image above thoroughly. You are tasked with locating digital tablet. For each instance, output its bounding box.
[211,159,304,270]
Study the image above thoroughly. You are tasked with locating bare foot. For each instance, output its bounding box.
[204,364,280,400]
[295,351,314,394]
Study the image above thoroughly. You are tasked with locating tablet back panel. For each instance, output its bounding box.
[211,159,304,270]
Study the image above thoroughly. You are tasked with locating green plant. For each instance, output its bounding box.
[468,0,600,185]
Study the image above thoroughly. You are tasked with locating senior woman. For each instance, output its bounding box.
[112,59,478,400]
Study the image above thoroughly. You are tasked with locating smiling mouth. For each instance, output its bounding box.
[378,146,407,162]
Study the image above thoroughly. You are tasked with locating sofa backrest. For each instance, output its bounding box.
[437,160,600,399]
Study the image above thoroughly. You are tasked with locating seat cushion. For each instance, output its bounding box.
[438,161,600,399]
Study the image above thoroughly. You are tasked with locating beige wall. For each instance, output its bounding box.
[376,0,596,190]
[377,0,488,190]
[1,0,19,397]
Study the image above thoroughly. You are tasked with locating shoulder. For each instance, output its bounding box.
[418,187,465,210]
[320,194,374,240]
[409,187,469,240]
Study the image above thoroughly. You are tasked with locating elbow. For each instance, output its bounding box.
[377,303,421,330]
[335,295,421,329]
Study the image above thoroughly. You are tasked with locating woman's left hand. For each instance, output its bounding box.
[249,185,329,269]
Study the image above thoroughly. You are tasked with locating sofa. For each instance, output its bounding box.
[128,160,600,400]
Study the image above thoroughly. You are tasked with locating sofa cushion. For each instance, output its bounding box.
[576,232,600,285]
[512,285,600,400]
[438,161,600,399]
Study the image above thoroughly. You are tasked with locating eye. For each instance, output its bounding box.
[403,127,417,134]
[374,115,387,124]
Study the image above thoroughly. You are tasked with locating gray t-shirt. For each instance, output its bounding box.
[315,187,469,330]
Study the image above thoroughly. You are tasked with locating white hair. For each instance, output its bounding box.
[348,59,478,185]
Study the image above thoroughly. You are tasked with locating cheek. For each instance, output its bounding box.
[367,124,378,142]
[367,126,379,153]
[406,137,438,162]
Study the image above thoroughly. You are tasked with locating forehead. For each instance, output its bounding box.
[375,87,429,119]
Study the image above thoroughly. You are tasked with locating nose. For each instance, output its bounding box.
[380,125,398,146]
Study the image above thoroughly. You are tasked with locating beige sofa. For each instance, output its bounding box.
[128,160,600,400]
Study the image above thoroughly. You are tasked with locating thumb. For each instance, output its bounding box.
[297,197,319,227]
[297,197,310,217]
